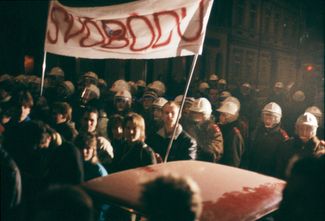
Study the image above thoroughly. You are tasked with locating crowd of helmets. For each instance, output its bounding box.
[0,67,324,220]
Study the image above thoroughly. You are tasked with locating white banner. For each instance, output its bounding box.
[45,0,214,59]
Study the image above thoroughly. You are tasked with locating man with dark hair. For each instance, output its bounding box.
[140,173,202,221]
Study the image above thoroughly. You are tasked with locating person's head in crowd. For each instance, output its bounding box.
[75,132,98,163]
[162,101,180,132]
[30,185,94,221]
[218,91,231,103]
[292,90,305,103]
[80,84,100,106]
[277,155,325,221]
[51,102,72,125]
[135,79,146,97]
[208,87,218,104]
[174,95,195,116]
[12,90,34,123]
[26,76,42,98]
[261,102,282,128]
[114,89,132,112]
[189,98,212,123]
[0,78,13,102]
[305,106,323,127]
[217,100,240,124]
[217,79,227,91]
[80,107,99,133]
[198,82,209,95]
[142,90,158,110]
[240,82,252,96]
[47,66,65,87]
[147,80,166,97]
[110,79,130,93]
[208,74,218,88]
[273,81,284,95]
[152,97,168,121]
[97,78,107,94]
[57,81,75,101]
[295,112,318,143]
[107,114,124,141]
[123,112,146,143]
[22,120,62,150]
[79,71,98,89]
[140,173,202,221]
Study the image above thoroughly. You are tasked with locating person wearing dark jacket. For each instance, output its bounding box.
[243,102,289,176]
[275,112,325,179]
[147,101,197,162]
[185,97,223,163]
[112,113,157,172]
[217,100,245,167]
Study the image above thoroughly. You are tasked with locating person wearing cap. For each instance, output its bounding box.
[147,97,168,134]
[266,81,286,109]
[305,106,324,139]
[186,98,223,163]
[147,81,166,97]
[134,90,159,134]
[196,82,210,98]
[275,112,325,179]
[174,95,195,130]
[217,100,245,167]
[217,79,227,92]
[282,90,308,137]
[208,74,218,89]
[79,71,99,88]
[243,102,289,176]
[111,89,133,118]
[235,82,259,134]
[146,101,197,161]
[47,66,65,87]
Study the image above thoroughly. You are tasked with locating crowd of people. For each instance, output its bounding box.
[0,67,324,221]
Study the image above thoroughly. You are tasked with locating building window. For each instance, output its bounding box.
[235,0,245,27]
[249,2,257,30]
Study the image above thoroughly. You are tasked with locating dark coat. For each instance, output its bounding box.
[275,136,325,179]
[245,124,289,176]
[219,120,245,167]
[146,126,197,162]
[112,141,157,173]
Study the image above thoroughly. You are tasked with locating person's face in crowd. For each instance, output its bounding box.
[142,97,154,110]
[162,104,179,129]
[115,97,129,112]
[263,113,277,128]
[82,112,98,133]
[240,86,250,96]
[124,121,141,142]
[273,86,283,95]
[219,112,228,124]
[82,145,96,161]
[53,112,66,124]
[190,111,205,123]
[17,105,31,122]
[152,107,163,121]
[208,88,218,103]
[0,89,9,101]
[112,123,124,140]
[296,124,315,143]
